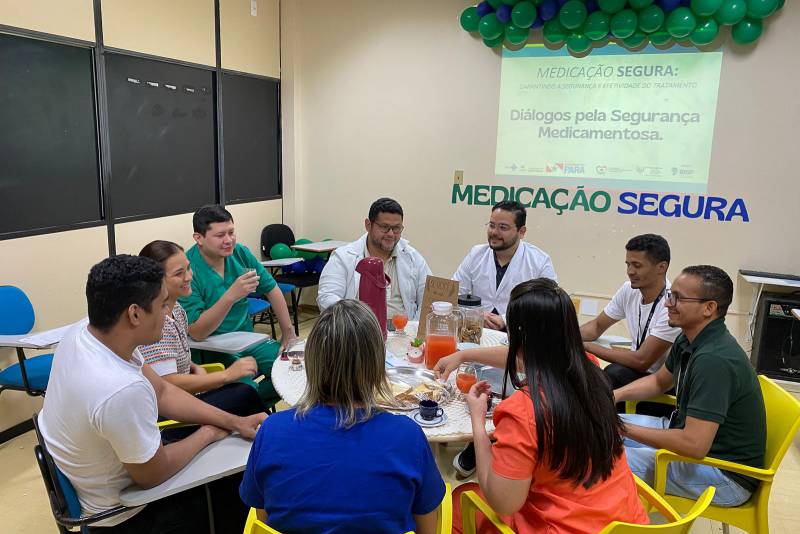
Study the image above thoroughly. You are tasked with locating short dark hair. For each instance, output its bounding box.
[368,198,403,222]
[681,265,734,317]
[625,234,670,265]
[492,200,526,228]
[139,240,184,266]
[86,255,164,331]
[193,205,234,235]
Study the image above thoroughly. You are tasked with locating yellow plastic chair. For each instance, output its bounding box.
[157,363,225,430]
[600,484,715,533]
[651,375,800,534]
[461,476,712,534]
[242,482,452,534]
[625,393,676,415]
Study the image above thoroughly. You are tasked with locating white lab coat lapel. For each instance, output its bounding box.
[494,241,526,303]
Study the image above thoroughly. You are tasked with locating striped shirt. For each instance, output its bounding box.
[139,303,191,376]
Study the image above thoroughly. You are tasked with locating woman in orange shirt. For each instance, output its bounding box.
[439,278,647,533]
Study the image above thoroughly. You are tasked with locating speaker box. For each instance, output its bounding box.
[752,292,800,382]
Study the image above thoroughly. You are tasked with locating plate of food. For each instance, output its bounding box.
[381,367,453,411]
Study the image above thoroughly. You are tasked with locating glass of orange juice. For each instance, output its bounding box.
[391,313,408,334]
[456,364,478,396]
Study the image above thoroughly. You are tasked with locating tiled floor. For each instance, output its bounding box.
[2,313,799,532]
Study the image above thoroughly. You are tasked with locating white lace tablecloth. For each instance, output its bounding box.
[272,322,508,442]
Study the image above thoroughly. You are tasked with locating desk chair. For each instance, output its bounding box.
[242,483,453,534]
[248,296,274,336]
[249,284,299,338]
[651,375,800,534]
[0,286,53,397]
[157,363,227,430]
[32,413,130,533]
[261,224,321,334]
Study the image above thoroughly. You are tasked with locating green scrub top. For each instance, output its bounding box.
[180,243,277,334]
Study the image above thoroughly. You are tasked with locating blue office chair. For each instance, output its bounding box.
[32,413,129,533]
[0,286,53,397]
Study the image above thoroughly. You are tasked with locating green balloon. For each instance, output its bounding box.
[777,0,785,10]
[690,0,723,17]
[666,7,696,38]
[511,2,538,28]
[690,17,719,45]
[622,31,648,49]
[270,243,293,260]
[488,0,504,8]
[599,0,626,14]
[714,0,747,25]
[584,11,611,40]
[293,238,316,260]
[629,0,654,9]
[543,19,568,45]
[650,27,673,46]
[505,24,530,45]
[479,14,504,40]
[459,6,481,33]
[483,34,505,48]
[559,0,588,30]
[610,9,637,39]
[567,32,592,54]
[638,5,665,33]
[502,0,521,4]
[746,0,779,19]
[731,17,763,44]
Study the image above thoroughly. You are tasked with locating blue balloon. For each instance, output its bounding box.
[476,1,494,18]
[585,0,600,13]
[539,0,559,21]
[496,4,512,23]
[292,261,307,274]
[530,15,545,28]
[657,0,682,11]
[557,0,569,6]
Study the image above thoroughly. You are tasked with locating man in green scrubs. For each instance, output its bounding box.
[180,205,297,405]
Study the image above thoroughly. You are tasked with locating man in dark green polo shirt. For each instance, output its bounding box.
[615,265,766,507]
[180,205,297,405]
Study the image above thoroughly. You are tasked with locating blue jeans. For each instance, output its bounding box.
[621,414,753,507]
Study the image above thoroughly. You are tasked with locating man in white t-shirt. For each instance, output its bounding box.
[40,255,266,533]
[580,234,681,390]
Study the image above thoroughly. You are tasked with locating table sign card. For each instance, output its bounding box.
[416,275,460,339]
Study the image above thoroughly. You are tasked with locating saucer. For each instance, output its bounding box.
[410,409,448,428]
[464,402,495,419]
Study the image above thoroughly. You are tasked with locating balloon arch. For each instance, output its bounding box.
[459,0,784,55]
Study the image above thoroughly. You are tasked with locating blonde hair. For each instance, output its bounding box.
[295,300,391,428]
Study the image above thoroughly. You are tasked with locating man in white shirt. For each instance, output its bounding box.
[317,197,431,320]
[453,200,557,330]
[40,255,265,533]
[580,234,681,391]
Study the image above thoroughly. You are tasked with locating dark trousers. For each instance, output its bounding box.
[89,473,247,534]
[161,383,263,443]
[604,363,674,418]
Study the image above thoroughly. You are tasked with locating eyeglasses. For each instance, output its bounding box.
[485,222,516,232]
[665,290,712,306]
[372,222,404,234]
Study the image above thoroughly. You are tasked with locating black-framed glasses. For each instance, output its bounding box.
[372,222,404,234]
[485,222,516,232]
[665,289,712,306]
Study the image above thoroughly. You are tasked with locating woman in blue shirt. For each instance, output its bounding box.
[240,300,445,534]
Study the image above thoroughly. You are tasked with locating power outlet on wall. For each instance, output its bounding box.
[454,170,464,185]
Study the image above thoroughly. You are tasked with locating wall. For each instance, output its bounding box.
[281,0,800,344]
[0,0,281,431]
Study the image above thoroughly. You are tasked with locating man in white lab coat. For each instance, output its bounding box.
[453,200,557,331]
[317,197,431,319]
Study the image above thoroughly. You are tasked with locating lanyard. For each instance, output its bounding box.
[636,288,664,350]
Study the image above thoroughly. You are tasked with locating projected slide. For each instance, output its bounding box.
[495,44,722,193]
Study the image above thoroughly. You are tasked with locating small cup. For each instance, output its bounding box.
[419,399,443,421]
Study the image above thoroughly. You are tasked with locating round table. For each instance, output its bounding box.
[272,321,508,443]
